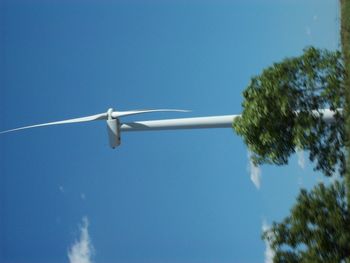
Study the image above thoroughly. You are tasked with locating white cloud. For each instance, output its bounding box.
[305,26,311,36]
[262,220,274,263]
[247,152,261,189]
[297,176,303,187]
[68,217,94,263]
[296,149,305,169]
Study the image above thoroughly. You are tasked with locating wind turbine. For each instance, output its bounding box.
[0,108,338,149]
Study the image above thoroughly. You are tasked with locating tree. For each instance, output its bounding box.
[232,47,345,176]
[263,181,350,262]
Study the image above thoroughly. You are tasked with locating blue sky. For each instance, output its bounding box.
[0,1,339,262]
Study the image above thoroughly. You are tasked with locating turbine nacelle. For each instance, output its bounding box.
[106,108,121,149]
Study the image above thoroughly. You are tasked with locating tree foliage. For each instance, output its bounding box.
[233,47,345,176]
[263,181,350,262]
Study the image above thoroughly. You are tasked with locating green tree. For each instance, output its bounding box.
[233,47,345,176]
[263,181,350,262]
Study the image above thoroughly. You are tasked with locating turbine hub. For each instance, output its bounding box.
[107,108,114,120]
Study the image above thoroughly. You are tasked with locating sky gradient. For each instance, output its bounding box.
[0,1,340,262]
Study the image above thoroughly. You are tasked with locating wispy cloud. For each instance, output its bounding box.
[297,176,303,187]
[68,217,94,263]
[262,220,274,263]
[305,26,311,36]
[296,149,305,169]
[247,152,261,189]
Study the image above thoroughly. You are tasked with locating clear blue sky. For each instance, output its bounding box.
[0,1,339,262]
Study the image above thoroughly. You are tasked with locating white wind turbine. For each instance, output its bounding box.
[0,107,338,148]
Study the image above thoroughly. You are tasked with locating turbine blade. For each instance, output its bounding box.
[112,109,190,118]
[0,113,107,134]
